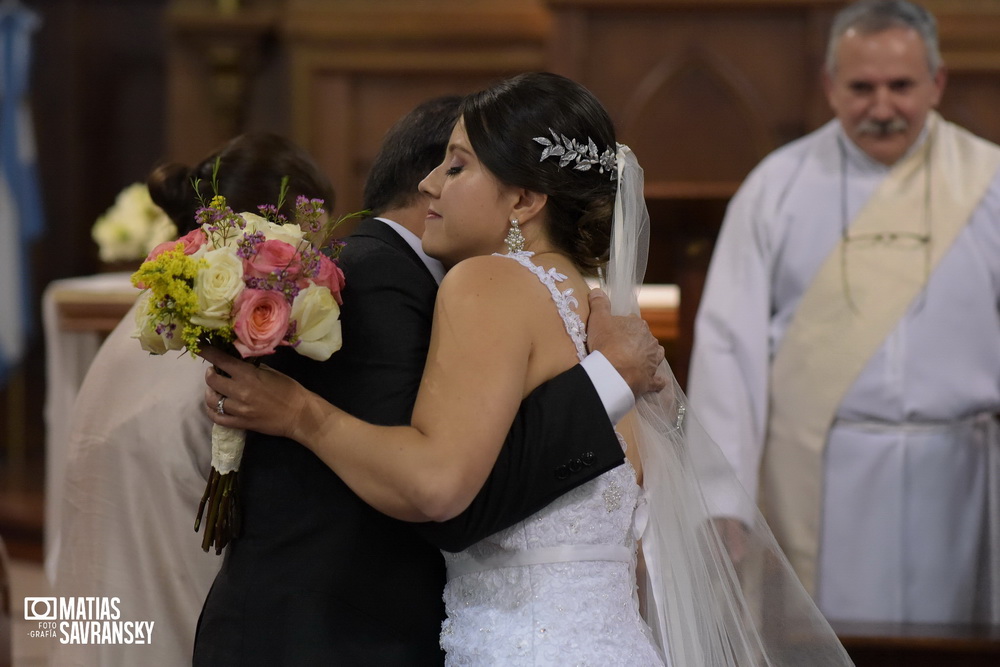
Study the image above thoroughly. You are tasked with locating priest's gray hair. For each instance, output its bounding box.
[825,0,942,75]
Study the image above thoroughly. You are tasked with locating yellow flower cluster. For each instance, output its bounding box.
[130,244,232,354]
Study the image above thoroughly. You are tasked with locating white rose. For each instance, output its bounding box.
[191,246,245,329]
[242,212,304,246]
[290,283,342,361]
[238,211,268,234]
[131,293,184,354]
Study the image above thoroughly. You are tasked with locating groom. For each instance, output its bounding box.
[194,96,664,665]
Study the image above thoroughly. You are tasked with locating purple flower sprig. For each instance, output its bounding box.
[197,195,247,248]
[235,230,266,260]
[256,203,287,224]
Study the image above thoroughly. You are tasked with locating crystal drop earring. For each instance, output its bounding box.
[505,218,525,254]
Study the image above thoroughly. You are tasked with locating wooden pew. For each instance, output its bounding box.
[832,620,1000,667]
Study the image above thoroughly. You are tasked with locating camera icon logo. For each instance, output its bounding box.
[24,597,57,621]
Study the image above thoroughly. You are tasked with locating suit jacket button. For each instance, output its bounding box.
[582,452,595,466]
[569,458,583,472]
[555,465,570,480]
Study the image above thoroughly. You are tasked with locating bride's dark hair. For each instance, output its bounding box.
[461,72,616,273]
[147,131,335,234]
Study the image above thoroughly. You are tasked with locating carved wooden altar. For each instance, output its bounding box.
[164,0,1000,383]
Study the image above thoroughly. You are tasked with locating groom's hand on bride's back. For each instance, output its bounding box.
[586,288,667,396]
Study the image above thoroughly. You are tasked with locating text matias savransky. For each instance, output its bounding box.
[24,596,155,645]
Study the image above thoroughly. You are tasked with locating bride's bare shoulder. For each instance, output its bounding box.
[438,254,537,299]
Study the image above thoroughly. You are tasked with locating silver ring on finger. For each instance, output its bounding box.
[216,395,227,415]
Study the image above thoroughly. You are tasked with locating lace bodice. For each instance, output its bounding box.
[440,252,664,666]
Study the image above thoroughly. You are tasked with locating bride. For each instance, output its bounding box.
[201,72,852,665]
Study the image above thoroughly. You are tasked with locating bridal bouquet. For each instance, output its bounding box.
[131,177,355,553]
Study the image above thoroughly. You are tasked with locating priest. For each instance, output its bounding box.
[689,0,1000,624]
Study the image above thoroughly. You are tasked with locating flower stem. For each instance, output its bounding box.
[195,468,220,533]
[196,468,241,554]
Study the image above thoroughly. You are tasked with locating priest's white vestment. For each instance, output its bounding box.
[689,118,1000,624]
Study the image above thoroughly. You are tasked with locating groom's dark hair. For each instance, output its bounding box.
[363,95,462,215]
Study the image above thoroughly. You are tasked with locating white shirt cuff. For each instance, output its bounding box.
[580,351,635,425]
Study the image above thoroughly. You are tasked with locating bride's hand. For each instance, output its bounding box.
[200,346,310,440]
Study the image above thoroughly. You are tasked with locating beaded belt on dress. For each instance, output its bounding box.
[446,544,632,580]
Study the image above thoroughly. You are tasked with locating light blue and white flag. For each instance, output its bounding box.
[0,3,44,387]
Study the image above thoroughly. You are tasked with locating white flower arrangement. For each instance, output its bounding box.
[91,183,178,263]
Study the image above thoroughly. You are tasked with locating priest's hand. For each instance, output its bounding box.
[712,517,750,566]
[586,288,667,396]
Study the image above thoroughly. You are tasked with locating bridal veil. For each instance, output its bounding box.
[602,146,854,666]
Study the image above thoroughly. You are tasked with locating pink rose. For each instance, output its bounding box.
[144,241,180,263]
[245,239,301,280]
[232,289,291,357]
[177,228,208,254]
[312,253,346,305]
[144,228,208,262]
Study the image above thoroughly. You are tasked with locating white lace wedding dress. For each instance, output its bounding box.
[440,252,666,666]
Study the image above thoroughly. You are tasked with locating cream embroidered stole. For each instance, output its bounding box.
[762,113,1000,594]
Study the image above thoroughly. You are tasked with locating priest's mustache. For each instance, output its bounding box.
[857,116,908,137]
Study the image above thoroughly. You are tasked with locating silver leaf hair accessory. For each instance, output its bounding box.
[533,129,618,180]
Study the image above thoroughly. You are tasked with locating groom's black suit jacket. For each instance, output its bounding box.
[193,218,625,665]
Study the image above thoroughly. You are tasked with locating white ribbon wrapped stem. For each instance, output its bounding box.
[211,423,245,475]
